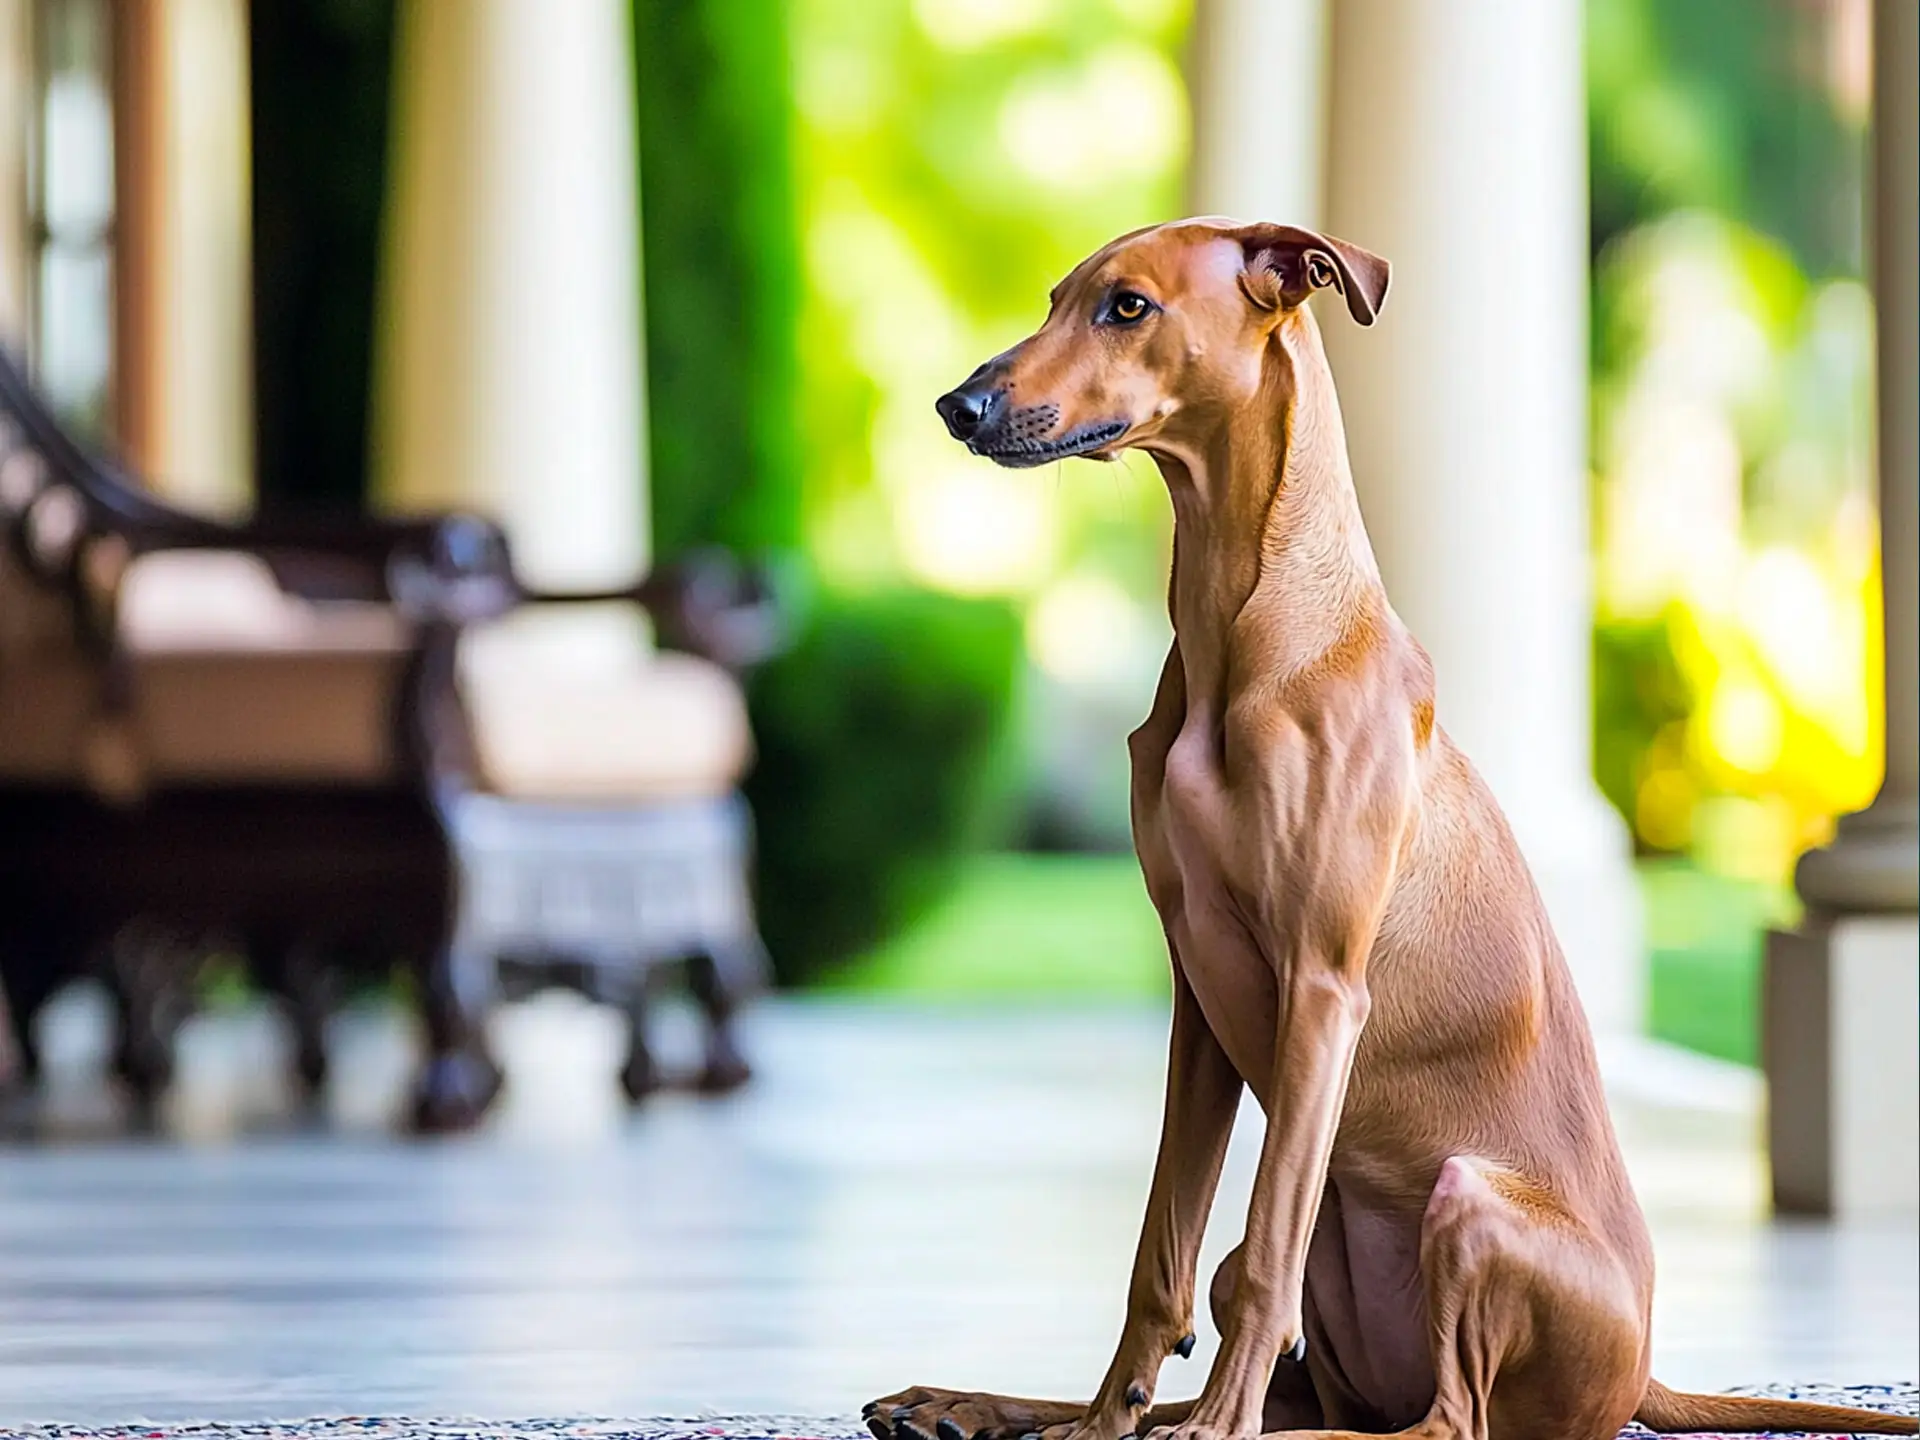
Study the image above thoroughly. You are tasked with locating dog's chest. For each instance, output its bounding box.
[1152,715,1274,904]
[1136,722,1228,907]
[1157,719,1232,850]
[1136,727,1284,1090]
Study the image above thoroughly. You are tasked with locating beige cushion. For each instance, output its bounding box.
[117,551,411,785]
[118,550,406,654]
[460,608,750,801]
[3,550,752,798]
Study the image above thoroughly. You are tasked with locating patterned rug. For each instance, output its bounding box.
[2,1388,1915,1440]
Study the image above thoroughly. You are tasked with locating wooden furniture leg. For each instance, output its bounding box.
[409,940,501,1133]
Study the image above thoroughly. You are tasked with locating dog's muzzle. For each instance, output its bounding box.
[935,385,1125,468]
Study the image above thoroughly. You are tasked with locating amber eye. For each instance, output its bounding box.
[1105,290,1151,324]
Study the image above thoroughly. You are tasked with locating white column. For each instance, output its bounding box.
[113,0,254,515]
[1185,0,1327,228]
[372,0,646,593]
[156,0,253,515]
[0,0,32,338]
[1764,0,1918,1218]
[1320,0,1643,1034]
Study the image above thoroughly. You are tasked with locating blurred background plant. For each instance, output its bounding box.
[640,0,1193,987]
[1588,0,1880,1061]
[244,0,1882,1058]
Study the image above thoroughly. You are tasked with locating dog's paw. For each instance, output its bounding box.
[1143,1422,1252,1440]
[1047,1411,1143,1440]
[862,1388,1082,1440]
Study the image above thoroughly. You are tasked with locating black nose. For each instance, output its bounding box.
[936,385,997,441]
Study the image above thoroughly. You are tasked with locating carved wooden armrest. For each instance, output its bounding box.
[3,347,521,626]
[516,547,789,673]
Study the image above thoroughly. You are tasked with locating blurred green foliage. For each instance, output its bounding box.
[1592,610,1694,847]
[632,0,803,557]
[745,587,1024,985]
[794,0,1188,320]
[1640,858,1799,1066]
[1589,0,1865,279]
[634,3,1029,985]
[781,0,1191,871]
[790,0,1187,600]
[1587,0,1878,886]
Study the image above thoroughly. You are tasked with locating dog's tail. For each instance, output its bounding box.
[1635,1378,1917,1435]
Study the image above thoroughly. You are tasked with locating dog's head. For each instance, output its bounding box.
[935,218,1388,467]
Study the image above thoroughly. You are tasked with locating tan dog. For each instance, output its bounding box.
[866,219,1917,1440]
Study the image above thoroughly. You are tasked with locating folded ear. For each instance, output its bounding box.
[1234,223,1390,327]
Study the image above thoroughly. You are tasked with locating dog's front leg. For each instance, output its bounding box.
[1156,747,1409,1440]
[864,963,1235,1440]
[1070,960,1243,1440]
[1169,961,1368,1440]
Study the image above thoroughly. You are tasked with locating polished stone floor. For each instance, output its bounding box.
[0,991,1914,1424]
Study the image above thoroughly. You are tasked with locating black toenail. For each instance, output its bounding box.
[893,1410,914,1422]
[1285,1334,1307,1362]
[1126,1384,1148,1407]
[864,1404,880,1419]
[1175,1332,1195,1358]
[938,1421,966,1440]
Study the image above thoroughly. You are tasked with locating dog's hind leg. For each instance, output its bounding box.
[1235,1157,1646,1440]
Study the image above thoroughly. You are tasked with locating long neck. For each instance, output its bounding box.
[1152,309,1382,709]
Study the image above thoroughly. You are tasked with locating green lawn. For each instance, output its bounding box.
[1640,857,1796,1067]
[827,852,1789,1065]
[821,852,1170,1000]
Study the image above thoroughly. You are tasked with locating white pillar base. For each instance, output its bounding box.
[1764,916,1920,1217]
[1797,797,1920,913]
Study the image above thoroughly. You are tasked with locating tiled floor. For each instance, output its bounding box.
[0,991,1914,1424]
